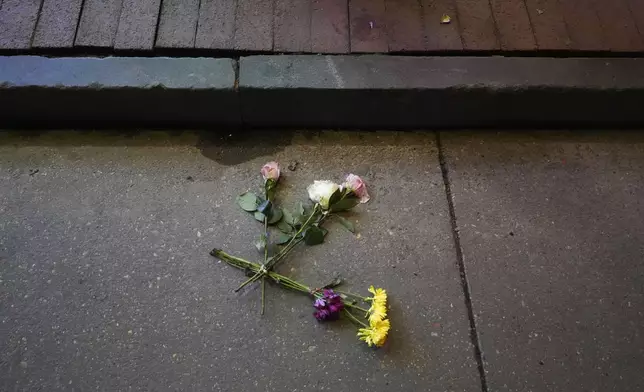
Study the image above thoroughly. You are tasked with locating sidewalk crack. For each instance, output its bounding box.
[436,131,489,392]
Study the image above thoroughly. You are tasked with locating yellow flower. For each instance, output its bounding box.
[368,286,387,304]
[367,301,387,324]
[367,286,388,323]
[357,319,391,347]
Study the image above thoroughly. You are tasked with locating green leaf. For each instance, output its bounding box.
[320,227,328,237]
[328,189,343,207]
[293,202,306,225]
[265,242,277,257]
[267,207,283,225]
[257,199,272,215]
[237,192,259,212]
[330,196,360,212]
[335,216,355,233]
[304,226,325,245]
[275,232,292,245]
[282,208,295,226]
[277,220,293,233]
[254,211,266,222]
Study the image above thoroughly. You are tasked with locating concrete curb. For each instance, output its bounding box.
[239,55,644,128]
[2,55,644,128]
[0,56,238,127]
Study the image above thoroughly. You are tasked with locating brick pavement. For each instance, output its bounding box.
[0,0,642,53]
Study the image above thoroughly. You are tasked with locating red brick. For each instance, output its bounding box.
[350,0,388,52]
[234,0,273,51]
[195,0,236,49]
[33,0,83,48]
[454,0,499,50]
[274,0,311,52]
[155,0,199,48]
[386,0,424,52]
[490,0,536,50]
[559,0,606,50]
[421,0,463,51]
[0,0,42,49]
[75,0,123,47]
[593,0,643,52]
[311,0,349,53]
[524,0,570,50]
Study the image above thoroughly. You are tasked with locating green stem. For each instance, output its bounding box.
[343,309,369,328]
[261,277,266,315]
[268,274,310,293]
[261,215,268,315]
[266,211,329,272]
[210,249,254,269]
[275,280,305,292]
[267,237,303,267]
[234,273,260,292]
[285,204,320,249]
[239,205,322,289]
[269,273,310,291]
[266,204,320,269]
[263,218,269,262]
[212,249,316,295]
[336,290,369,302]
[235,201,274,293]
[344,303,369,313]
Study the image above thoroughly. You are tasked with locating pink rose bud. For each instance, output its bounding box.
[344,174,370,203]
[261,161,280,182]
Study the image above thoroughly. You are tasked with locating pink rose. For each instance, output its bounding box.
[344,174,370,203]
[261,161,280,182]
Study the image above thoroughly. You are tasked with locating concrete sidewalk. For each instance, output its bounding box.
[1,130,643,391]
[441,131,644,392]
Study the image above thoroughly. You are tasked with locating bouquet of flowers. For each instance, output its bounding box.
[210,162,391,347]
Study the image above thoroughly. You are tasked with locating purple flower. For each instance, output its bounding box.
[313,289,344,321]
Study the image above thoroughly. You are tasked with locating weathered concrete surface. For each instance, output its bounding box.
[0,131,480,391]
[442,131,644,392]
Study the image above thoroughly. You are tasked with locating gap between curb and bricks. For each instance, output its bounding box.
[2,54,644,128]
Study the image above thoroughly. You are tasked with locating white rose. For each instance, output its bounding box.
[307,180,340,210]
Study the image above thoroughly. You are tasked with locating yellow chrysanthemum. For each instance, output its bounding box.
[357,319,391,347]
[367,301,387,324]
[367,286,388,323]
[368,286,387,304]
